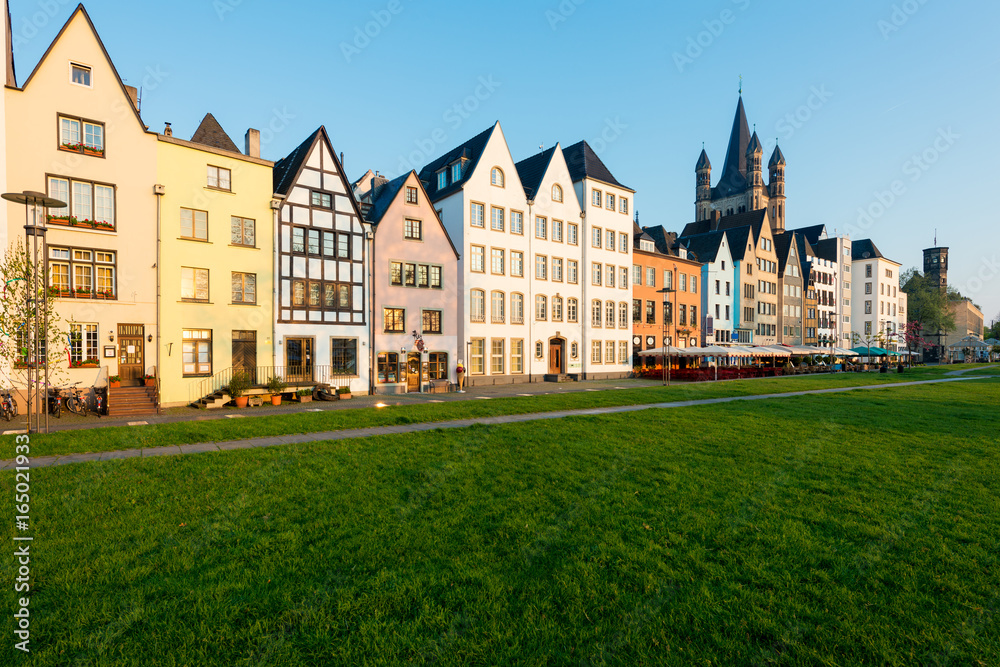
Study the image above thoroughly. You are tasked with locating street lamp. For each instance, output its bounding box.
[2,190,66,435]
[657,286,676,386]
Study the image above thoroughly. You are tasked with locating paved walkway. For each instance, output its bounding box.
[2,375,988,470]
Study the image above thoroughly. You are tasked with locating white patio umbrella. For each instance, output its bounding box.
[832,347,859,357]
[754,346,792,357]
[637,346,686,357]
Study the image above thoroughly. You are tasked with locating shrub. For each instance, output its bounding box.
[266,376,287,394]
[227,371,252,399]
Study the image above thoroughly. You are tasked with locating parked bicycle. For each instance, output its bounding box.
[64,382,86,416]
[47,386,64,418]
[93,386,106,418]
[0,389,17,422]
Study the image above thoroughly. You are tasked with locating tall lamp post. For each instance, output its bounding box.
[658,286,676,386]
[2,190,67,435]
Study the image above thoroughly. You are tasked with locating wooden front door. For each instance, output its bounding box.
[232,331,258,386]
[406,353,421,393]
[549,339,565,375]
[118,324,144,385]
[285,338,314,383]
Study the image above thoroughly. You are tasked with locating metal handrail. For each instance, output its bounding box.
[188,365,355,404]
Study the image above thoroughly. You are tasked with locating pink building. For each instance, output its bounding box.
[361,171,460,393]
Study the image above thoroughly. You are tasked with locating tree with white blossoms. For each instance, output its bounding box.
[0,239,67,393]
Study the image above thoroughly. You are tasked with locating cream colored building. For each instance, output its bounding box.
[156,116,276,407]
[3,6,158,410]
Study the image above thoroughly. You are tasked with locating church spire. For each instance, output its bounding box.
[716,96,751,196]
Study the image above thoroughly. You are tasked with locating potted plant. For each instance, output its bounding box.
[109,375,121,389]
[79,357,99,368]
[295,388,313,403]
[336,386,352,400]
[74,287,91,297]
[267,376,286,406]
[143,373,156,387]
[227,371,251,408]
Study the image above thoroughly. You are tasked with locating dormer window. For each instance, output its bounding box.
[437,171,446,190]
[70,63,91,87]
[451,162,462,183]
[552,184,563,202]
[491,167,504,188]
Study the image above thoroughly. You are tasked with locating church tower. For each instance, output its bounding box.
[695,147,712,221]
[768,143,786,231]
[745,130,763,211]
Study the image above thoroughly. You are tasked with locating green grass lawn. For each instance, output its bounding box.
[2,378,998,665]
[7,364,988,458]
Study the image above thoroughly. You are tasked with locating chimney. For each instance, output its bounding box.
[125,85,139,111]
[163,122,172,137]
[340,151,345,170]
[711,209,721,223]
[245,129,261,158]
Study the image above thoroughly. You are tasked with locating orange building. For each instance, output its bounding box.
[631,226,702,366]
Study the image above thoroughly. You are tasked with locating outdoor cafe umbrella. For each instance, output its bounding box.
[637,346,686,357]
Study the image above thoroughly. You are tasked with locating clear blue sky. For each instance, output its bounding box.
[11,0,999,325]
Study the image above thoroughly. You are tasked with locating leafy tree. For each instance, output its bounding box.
[900,268,955,344]
[0,240,67,392]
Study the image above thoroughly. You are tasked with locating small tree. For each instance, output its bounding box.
[0,240,67,394]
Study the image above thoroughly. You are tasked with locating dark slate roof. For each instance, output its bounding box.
[746,131,762,155]
[769,144,786,168]
[642,225,679,256]
[190,113,241,153]
[514,145,556,200]
[713,96,751,198]
[852,239,884,261]
[417,124,496,202]
[787,224,826,245]
[681,230,728,264]
[563,140,633,191]
[364,172,409,226]
[696,148,711,171]
[725,225,753,262]
[273,128,322,195]
[812,238,840,263]
[352,170,389,196]
[773,232,796,276]
[680,209,768,245]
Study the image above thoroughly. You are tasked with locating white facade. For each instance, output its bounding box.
[851,255,903,348]
[575,173,634,377]
[810,254,838,345]
[696,233,737,345]
[273,129,372,393]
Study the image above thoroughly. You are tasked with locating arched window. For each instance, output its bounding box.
[552,184,563,202]
[552,296,564,322]
[619,302,629,329]
[535,294,547,321]
[592,299,602,327]
[567,298,578,323]
[511,293,524,324]
[491,290,505,323]
[491,167,504,188]
[605,301,615,328]
[470,289,485,322]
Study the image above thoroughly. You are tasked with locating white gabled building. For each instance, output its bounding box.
[562,141,635,378]
[514,144,586,377]
[272,127,372,394]
[417,124,635,384]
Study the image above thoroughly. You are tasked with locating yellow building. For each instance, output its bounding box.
[156,115,276,407]
[4,6,159,414]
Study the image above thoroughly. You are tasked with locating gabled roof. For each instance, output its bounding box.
[852,239,885,261]
[812,238,840,263]
[680,209,768,249]
[366,171,460,259]
[352,169,389,198]
[724,225,753,261]
[746,131,762,155]
[714,96,751,198]
[5,0,14,86]
[273,128,322,195]
[563,140,634,192]
[272,126,369,225]
[681,230,728,265]
[773,232,796,276]
[514,145,557,200]
[417,123,497,202]
[190,113,241,153]
[15,4,146,131]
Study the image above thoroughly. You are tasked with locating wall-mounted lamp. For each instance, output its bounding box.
[108,330,115,343]
[147,334,153,343]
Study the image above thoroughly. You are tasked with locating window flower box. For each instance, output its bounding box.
[70,358,100,369]
[83,146,105,157]
[74,288,92,298]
